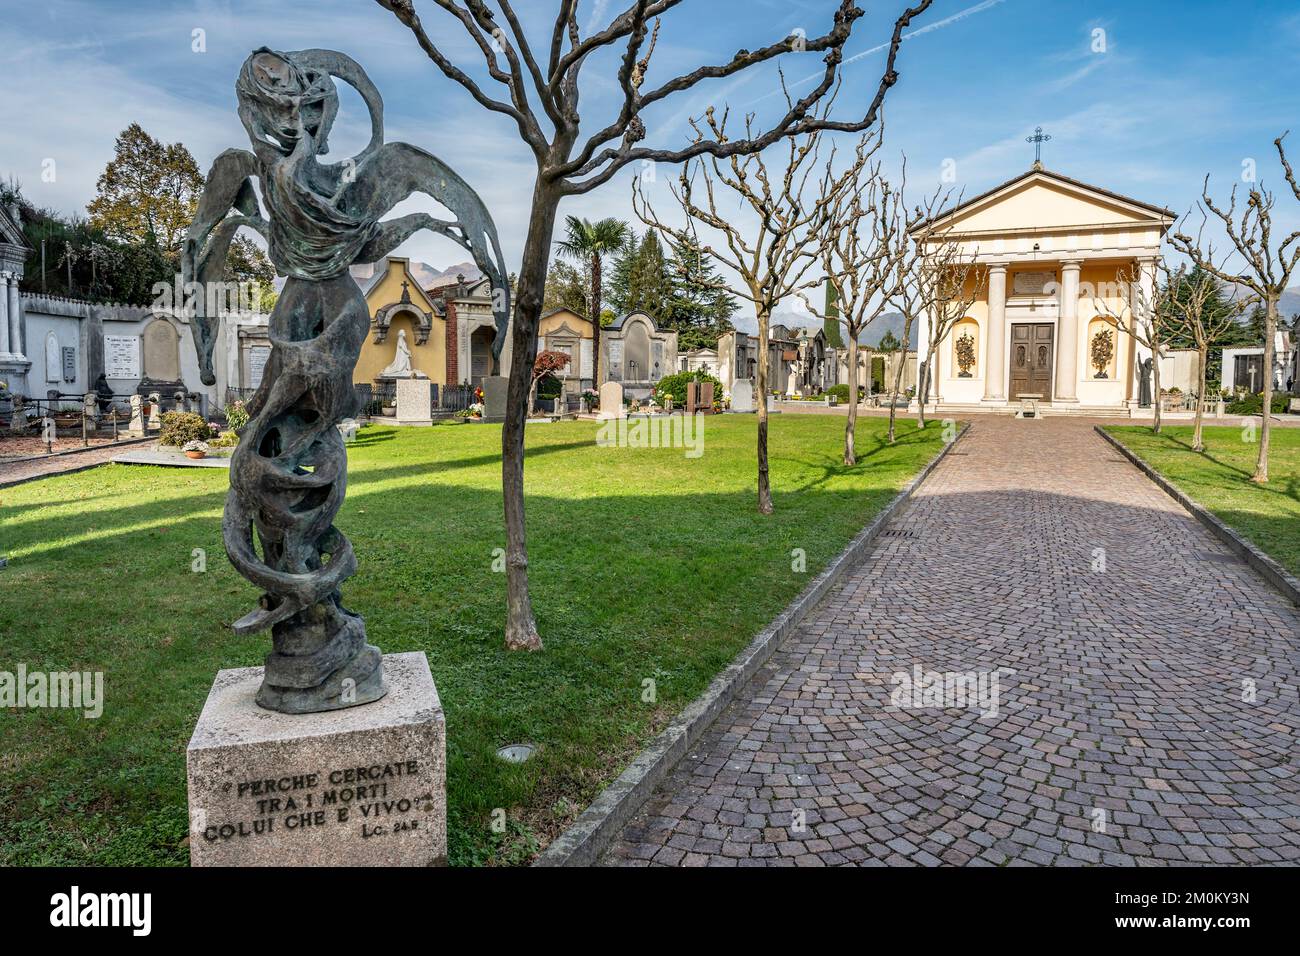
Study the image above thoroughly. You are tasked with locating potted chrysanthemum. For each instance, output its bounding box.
[182,439,209,460]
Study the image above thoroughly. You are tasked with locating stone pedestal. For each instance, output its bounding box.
[126,395,146,437]
[395,378,433,425]
[482,375,508,423]
[186,651,446,867]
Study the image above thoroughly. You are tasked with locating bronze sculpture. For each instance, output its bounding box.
[183,48,510,713]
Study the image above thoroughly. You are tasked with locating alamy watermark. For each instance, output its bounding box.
[0,664,103,718]
[596,412,705,458]
[889,664,1014,720]
[151,274,262,317]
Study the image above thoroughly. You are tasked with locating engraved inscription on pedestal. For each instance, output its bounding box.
[186,652,446,867]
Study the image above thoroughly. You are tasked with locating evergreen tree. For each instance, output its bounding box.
[664,237,737,346]
[541,258,589,316]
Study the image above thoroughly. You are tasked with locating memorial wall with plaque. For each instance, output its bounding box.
[104,335,141,379]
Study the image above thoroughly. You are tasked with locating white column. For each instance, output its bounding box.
[983,263,1008,402]
[0,272,11,356]
[1054,259,1081,402]
[7,273,22,359]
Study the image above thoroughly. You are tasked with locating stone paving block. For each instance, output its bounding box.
[601,418,1300,867]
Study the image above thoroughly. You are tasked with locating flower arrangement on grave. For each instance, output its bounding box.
[467,401,485,419]
[1090,328,1115,379]
[182,439,210,460]
[955,332,976,378]
[224,399,250,431]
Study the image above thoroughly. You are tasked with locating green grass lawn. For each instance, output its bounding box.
[1106,424,1300,576]
[0,413,945,866]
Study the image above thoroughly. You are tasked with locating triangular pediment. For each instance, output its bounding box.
[919,169,1174,238]
[0,205,30,248]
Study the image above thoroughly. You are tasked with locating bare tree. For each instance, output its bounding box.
[1165,264,1246,451]
[378,0,933,648]
[798,128,907,464]
[884,184,950,442]
[1168,134,1300,481]
[915,240,984,427]
[1092,260,1177,434]
[891,196,980,431]
[634,101,856,511]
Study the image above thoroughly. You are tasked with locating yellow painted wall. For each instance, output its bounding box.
[354,259,447,385]
[948,180,1153,233]
[539,309,592,339]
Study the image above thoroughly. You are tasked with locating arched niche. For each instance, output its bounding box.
[142,318,181,382]
[952,317,979,378]
[623,317,652,382]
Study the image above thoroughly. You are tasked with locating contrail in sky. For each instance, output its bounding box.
[749,0,1008,105]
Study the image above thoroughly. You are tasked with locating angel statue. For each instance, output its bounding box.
[183,48,510,713]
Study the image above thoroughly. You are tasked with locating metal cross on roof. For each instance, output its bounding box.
[1026,126,1051,167]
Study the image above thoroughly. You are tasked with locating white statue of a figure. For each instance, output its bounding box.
[380,328,426,378]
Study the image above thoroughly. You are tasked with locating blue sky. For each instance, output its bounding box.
[4,1,1299,328]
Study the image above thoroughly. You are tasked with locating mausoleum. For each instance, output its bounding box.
[912,164,1176,414]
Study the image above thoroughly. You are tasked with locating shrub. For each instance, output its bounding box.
[827,383,850,402]
[655,370,724,410]
[224,400,250,431]
[159,411,215,447]
[208,430,240,448]
[1226,391,1291,416]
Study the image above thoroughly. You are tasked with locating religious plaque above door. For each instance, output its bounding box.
[1009,323,1054,399]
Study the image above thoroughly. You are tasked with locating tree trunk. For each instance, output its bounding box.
[1193,343,1207,452]
[1152,347,1162,435]
[590,253,602,390]
[844,332,858,465]
[501,180,559,652]
[887,320,911,444]
[756,303,773,514]
[1254,294,1276,483]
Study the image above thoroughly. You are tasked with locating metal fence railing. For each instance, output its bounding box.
[353,381,478,418]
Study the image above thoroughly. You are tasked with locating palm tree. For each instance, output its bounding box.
[555,216,630,388]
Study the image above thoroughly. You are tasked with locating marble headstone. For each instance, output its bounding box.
[395,378,433,425]
[730,379,754,413]
[598,381,625,419]
[481,375,509,424]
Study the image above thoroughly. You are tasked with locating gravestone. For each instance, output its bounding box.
[395,378,433,425]
[481,375,508,424]
[127,395,146,437]
[147,392,162,430]
[730,379,754,413]
[143,320,182,383]
[187,651,446,866]
[699,381,714,414]
[9,395,26,432]
[598,381,625,419]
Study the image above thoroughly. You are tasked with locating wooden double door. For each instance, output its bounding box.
[1009,323,1054,399]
